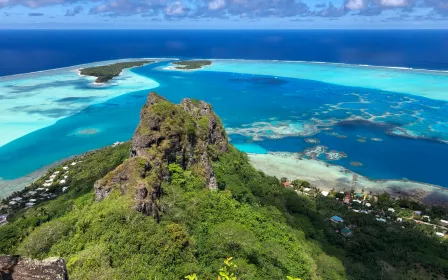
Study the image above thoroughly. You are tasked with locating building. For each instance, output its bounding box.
[0,215,8,225]
[388,208,395,213]
[440,220,448,227]
[282,181,291,187]
[331,216,344,223]
[413,211,422,216]
[376,218,387,223]
[341,227,353,237]
[435,232,445,238]
[365,203,372,207]
[321,191,329,197]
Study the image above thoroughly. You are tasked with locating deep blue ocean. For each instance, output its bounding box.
[0,30,447,189]
[1,30,448,76]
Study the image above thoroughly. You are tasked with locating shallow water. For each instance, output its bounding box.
[0,60,159,146]
[0,59,447,190]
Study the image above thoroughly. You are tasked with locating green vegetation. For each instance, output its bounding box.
[173,60,212,70]
[79,61,153,83]
[2,143,446,279]
[1,95,447,279]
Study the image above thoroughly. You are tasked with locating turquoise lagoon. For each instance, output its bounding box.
[0,59,447,197]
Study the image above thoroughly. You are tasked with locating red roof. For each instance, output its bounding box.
[282,182,291,187]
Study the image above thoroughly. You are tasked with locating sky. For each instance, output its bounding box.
[0,0,447,29]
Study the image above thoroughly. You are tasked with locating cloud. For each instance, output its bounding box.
[424,0,448,15]
[88,0,311,18]
[2,0,448,20]
[379,0,409,7]
[318,2,346,17]
[221,0,309,17]
[28,12,44,16]
[208,0,226,10]
[90,0,166,16]
[165,1,188,16]
[65,6,83,16]
[345,0,366,10]
[356,6,383,15]
[0,0,83,8]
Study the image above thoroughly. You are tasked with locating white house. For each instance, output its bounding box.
[321,191,329,197]
[435,232,445,238]
[365,203,371,207]
[388,208,396,213]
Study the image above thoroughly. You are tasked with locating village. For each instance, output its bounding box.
[281,177,448,239]
[0,142,127,227]
[0,159,84,226]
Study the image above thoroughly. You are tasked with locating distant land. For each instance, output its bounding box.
[172,60,212,70]
[79,60,154,83]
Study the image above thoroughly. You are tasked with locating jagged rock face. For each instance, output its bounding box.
[95,92,228,220]
[0,255,68,280]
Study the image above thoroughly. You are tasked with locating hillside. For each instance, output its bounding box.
[0,93,447,280]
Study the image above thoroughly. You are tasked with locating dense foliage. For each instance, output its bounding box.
[173,60,212,70]
[1,144,447,279]
[79,61,153,83]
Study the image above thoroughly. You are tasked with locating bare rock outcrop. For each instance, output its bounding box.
[0,255,68,280]
[94,92,228,221]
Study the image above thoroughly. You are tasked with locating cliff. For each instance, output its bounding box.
[94,92,228,220]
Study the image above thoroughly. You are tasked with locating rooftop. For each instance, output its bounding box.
[331,216,344,222]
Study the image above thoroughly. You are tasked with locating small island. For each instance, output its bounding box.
[172,60,212,70]
[79,60,154,83]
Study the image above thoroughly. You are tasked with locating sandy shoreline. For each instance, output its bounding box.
[0,157,69,199]
[249,153,448,205]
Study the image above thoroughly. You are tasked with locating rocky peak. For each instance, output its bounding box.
[94,92,228,220]
[0,255,68,280]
